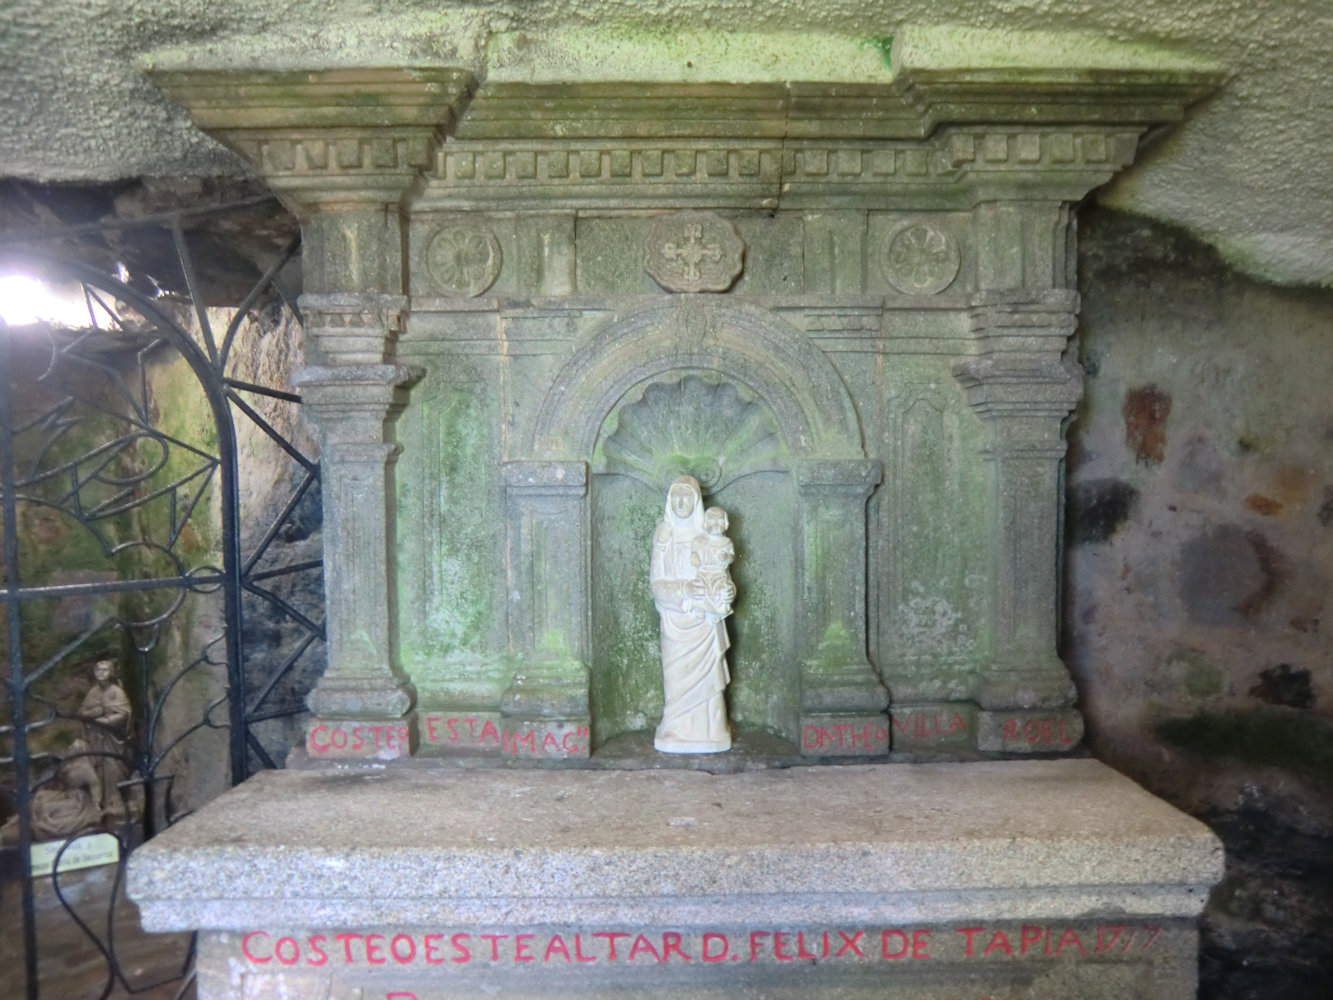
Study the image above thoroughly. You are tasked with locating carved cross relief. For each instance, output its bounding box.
[663,224,722,282]
[644,213,746,293]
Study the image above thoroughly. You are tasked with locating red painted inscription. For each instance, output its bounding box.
[422,716,589,756]
[999,718,1076,746]
[801,724,889,753]
[307,725,410,756]
[892,712,969,741]
[239,923,1163,969]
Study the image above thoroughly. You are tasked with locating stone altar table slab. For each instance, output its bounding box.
[129,760,1222,1000]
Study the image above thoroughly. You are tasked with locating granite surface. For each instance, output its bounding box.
[129,760,1223,930]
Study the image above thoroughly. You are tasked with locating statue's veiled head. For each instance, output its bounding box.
[664,475,704,531]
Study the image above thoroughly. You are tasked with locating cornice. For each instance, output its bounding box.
[145,32,1223,214]
[148,67,477,212]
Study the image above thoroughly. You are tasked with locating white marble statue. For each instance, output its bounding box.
[650,476,735,753]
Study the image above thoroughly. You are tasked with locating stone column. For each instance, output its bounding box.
[148,68,476,759]
[498,461,591,759]
[294,363,419,746]
[795,459,889,756]
[955,291,1085,753]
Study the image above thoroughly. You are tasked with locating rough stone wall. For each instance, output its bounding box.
[5,3,1333,288]
[1067,207,1333,1000]
[0,293,318,827]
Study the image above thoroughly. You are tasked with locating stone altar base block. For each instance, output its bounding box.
[306,716,416,760]
[975,710,1085,754]
[798,715,891,756]
[128,761,1222,1000]
[418,712,592,760]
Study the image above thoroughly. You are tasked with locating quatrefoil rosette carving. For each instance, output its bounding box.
[425,221,502,297]
[879,221,961,295]
[643,213,745,293]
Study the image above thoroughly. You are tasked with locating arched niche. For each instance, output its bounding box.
[591,373,796,744]
[504,299,886,753]
[529,298,863,462]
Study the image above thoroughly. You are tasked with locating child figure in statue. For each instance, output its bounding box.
[691,507,736,618]
[650,477,736,754]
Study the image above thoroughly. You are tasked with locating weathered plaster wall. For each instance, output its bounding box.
[1068,206,1333,999]
[2,3,1331,287]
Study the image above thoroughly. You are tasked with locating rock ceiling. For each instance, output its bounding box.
[1,0,1329,287]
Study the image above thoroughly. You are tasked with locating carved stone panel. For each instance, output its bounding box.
[643,212,745,292]
[151,47,1225,764]
[879,221,962,295]
[425,220,503,297]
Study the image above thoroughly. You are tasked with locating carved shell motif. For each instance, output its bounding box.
[598,376,785,492]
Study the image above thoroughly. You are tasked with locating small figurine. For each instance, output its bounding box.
[76,658,132,817]
[0,739,103,843]
[690,506,736,617]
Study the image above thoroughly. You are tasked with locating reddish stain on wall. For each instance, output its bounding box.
[1122,385,1172,465]
[1245,494,1284,516]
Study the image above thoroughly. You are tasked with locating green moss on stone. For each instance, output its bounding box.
[861,37,893,70]
[1155,707,1333,786]
[486,27,894,85]
[891,25,1223,75]
[1165,647,1227,699]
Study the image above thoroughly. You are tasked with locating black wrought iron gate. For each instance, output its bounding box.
[0,197,324,1000]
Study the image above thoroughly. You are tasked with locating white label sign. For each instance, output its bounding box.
[29,833,120,876]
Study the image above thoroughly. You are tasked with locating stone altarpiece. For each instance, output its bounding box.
[153,39,1221,765]
[136,32,1227,1000]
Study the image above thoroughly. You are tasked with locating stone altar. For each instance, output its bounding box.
[128,760,1223,1000]
[134,25,1228,1000]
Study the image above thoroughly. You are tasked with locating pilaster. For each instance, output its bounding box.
[499,461,592,760]
[150,68,474,758]
[292,365,421,755]
[795,459,889,756]
[955,292,1083,747]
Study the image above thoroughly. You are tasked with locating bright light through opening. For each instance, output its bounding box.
[0,274,50,325]
[0,273,100,328]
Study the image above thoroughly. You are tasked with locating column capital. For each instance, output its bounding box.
[299,292,407,365]
[966,289,1080,353]
[293,364,421,442]
[502,461,589,498]
[294,362,422,395]
[149,67,476,215]
[794,459,882,497]
[953,355,1084,420]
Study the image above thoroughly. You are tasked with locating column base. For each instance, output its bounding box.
[976,662,1077,711]
[501,657,590,720]
[800,659,890,715]
[305,715,416,760]
[306,675,414,719]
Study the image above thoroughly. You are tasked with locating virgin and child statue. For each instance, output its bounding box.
[650,476,736,753]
